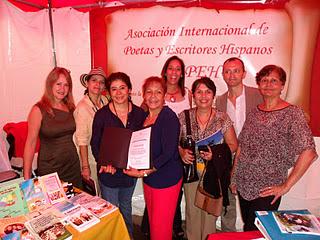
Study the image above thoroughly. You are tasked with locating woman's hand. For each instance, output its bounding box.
[259,183,290,204]
[81,167,91,180]
[199,146,212,161]
[178,146,195,164]
[230,183,237,195]
[123,168,143,178]
[99,165,116,175]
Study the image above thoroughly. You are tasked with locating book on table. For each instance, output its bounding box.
[38,173,68,205]
[81,196,117,218]
[20,178,48,212]
[25,212,72,240]
[255,209,320,240]
[98,126,152,169]
[0,182,26,218]
[0,215,35,240]
[62,204,100,232]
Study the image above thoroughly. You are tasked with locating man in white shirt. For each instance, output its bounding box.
[216,57,263,232]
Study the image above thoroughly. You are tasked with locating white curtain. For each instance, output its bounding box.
[0,0,90,130]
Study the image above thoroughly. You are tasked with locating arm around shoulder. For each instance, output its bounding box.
[23,105,42,179]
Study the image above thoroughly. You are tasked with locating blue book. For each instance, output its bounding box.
[255,209,320,240]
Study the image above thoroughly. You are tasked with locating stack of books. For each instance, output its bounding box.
[255,209,320,239]
[0,172,117,240]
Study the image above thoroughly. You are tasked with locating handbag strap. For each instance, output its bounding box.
[184,109,191,136]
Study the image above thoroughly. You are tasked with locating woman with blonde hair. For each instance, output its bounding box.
[24,67,82,187]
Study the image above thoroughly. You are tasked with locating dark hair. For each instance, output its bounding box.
[161,55,186,96]
[223,57,245,72]
[142,76,167,96]
[106,72,132,92]
[256,65,286,85]
[191,77,216,96]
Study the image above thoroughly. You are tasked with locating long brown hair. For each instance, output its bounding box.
[161,55,186,96]
[37,67,75,116]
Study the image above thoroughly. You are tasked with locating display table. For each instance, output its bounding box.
[207,230,263,240]
[66,208,130,240]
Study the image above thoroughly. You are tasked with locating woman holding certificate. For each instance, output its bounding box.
[90,72,146,238]
[124,76,183,240]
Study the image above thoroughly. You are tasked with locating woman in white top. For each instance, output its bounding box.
[162,55,192,115]
[73,67,109,193]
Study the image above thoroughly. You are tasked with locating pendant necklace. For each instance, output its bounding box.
[88,94,104,112]
[166,88,180,102]
[196,107,213,139]
[112,100,130,125]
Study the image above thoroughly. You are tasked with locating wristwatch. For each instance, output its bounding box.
[143,170,148,177]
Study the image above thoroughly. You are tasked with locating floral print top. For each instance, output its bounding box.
[235,105,316,201]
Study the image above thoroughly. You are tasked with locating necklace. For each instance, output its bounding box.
[196,107,213,139]
[88,94,104,112]
[166,88,180,102]
[112,101,130,125]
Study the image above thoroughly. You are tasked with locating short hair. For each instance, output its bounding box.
[223,57,245,72]
[106,72,132,92]
[191,77,216,96]
[142,76,167,96]
[160,55,186,96]
[256,65,286,85]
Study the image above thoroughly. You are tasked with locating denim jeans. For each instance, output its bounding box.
[100,179,137,237]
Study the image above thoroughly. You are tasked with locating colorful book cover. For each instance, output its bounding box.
[82,196,117,218]
[25,212,72,240]
[255,209,320,240]
[2,228,35,240]
[63,205,100,232]
[69,192,94,206]
[0,183,26,218]
[273,211,320,235]
[39,173,67,205]
[20,178,48,212]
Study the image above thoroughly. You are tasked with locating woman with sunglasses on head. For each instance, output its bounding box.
[90,72,146,239]
[73,67,109,194]
[24,67,82,188]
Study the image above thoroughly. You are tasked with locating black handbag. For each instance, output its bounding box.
[181,110,199,183]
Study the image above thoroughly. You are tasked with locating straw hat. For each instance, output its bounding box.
[80,67,107,87]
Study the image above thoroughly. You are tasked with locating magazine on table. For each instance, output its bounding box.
[63,204,100,232]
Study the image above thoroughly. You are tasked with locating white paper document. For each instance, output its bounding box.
[127,127,151,169]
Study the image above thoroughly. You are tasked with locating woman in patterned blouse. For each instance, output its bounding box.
[231,65,317,231]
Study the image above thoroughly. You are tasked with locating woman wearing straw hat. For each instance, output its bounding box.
[74,67,109,194]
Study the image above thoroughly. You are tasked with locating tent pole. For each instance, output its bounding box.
[48,0,57,67]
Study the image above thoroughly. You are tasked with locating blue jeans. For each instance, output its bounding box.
[100,180,137,237]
